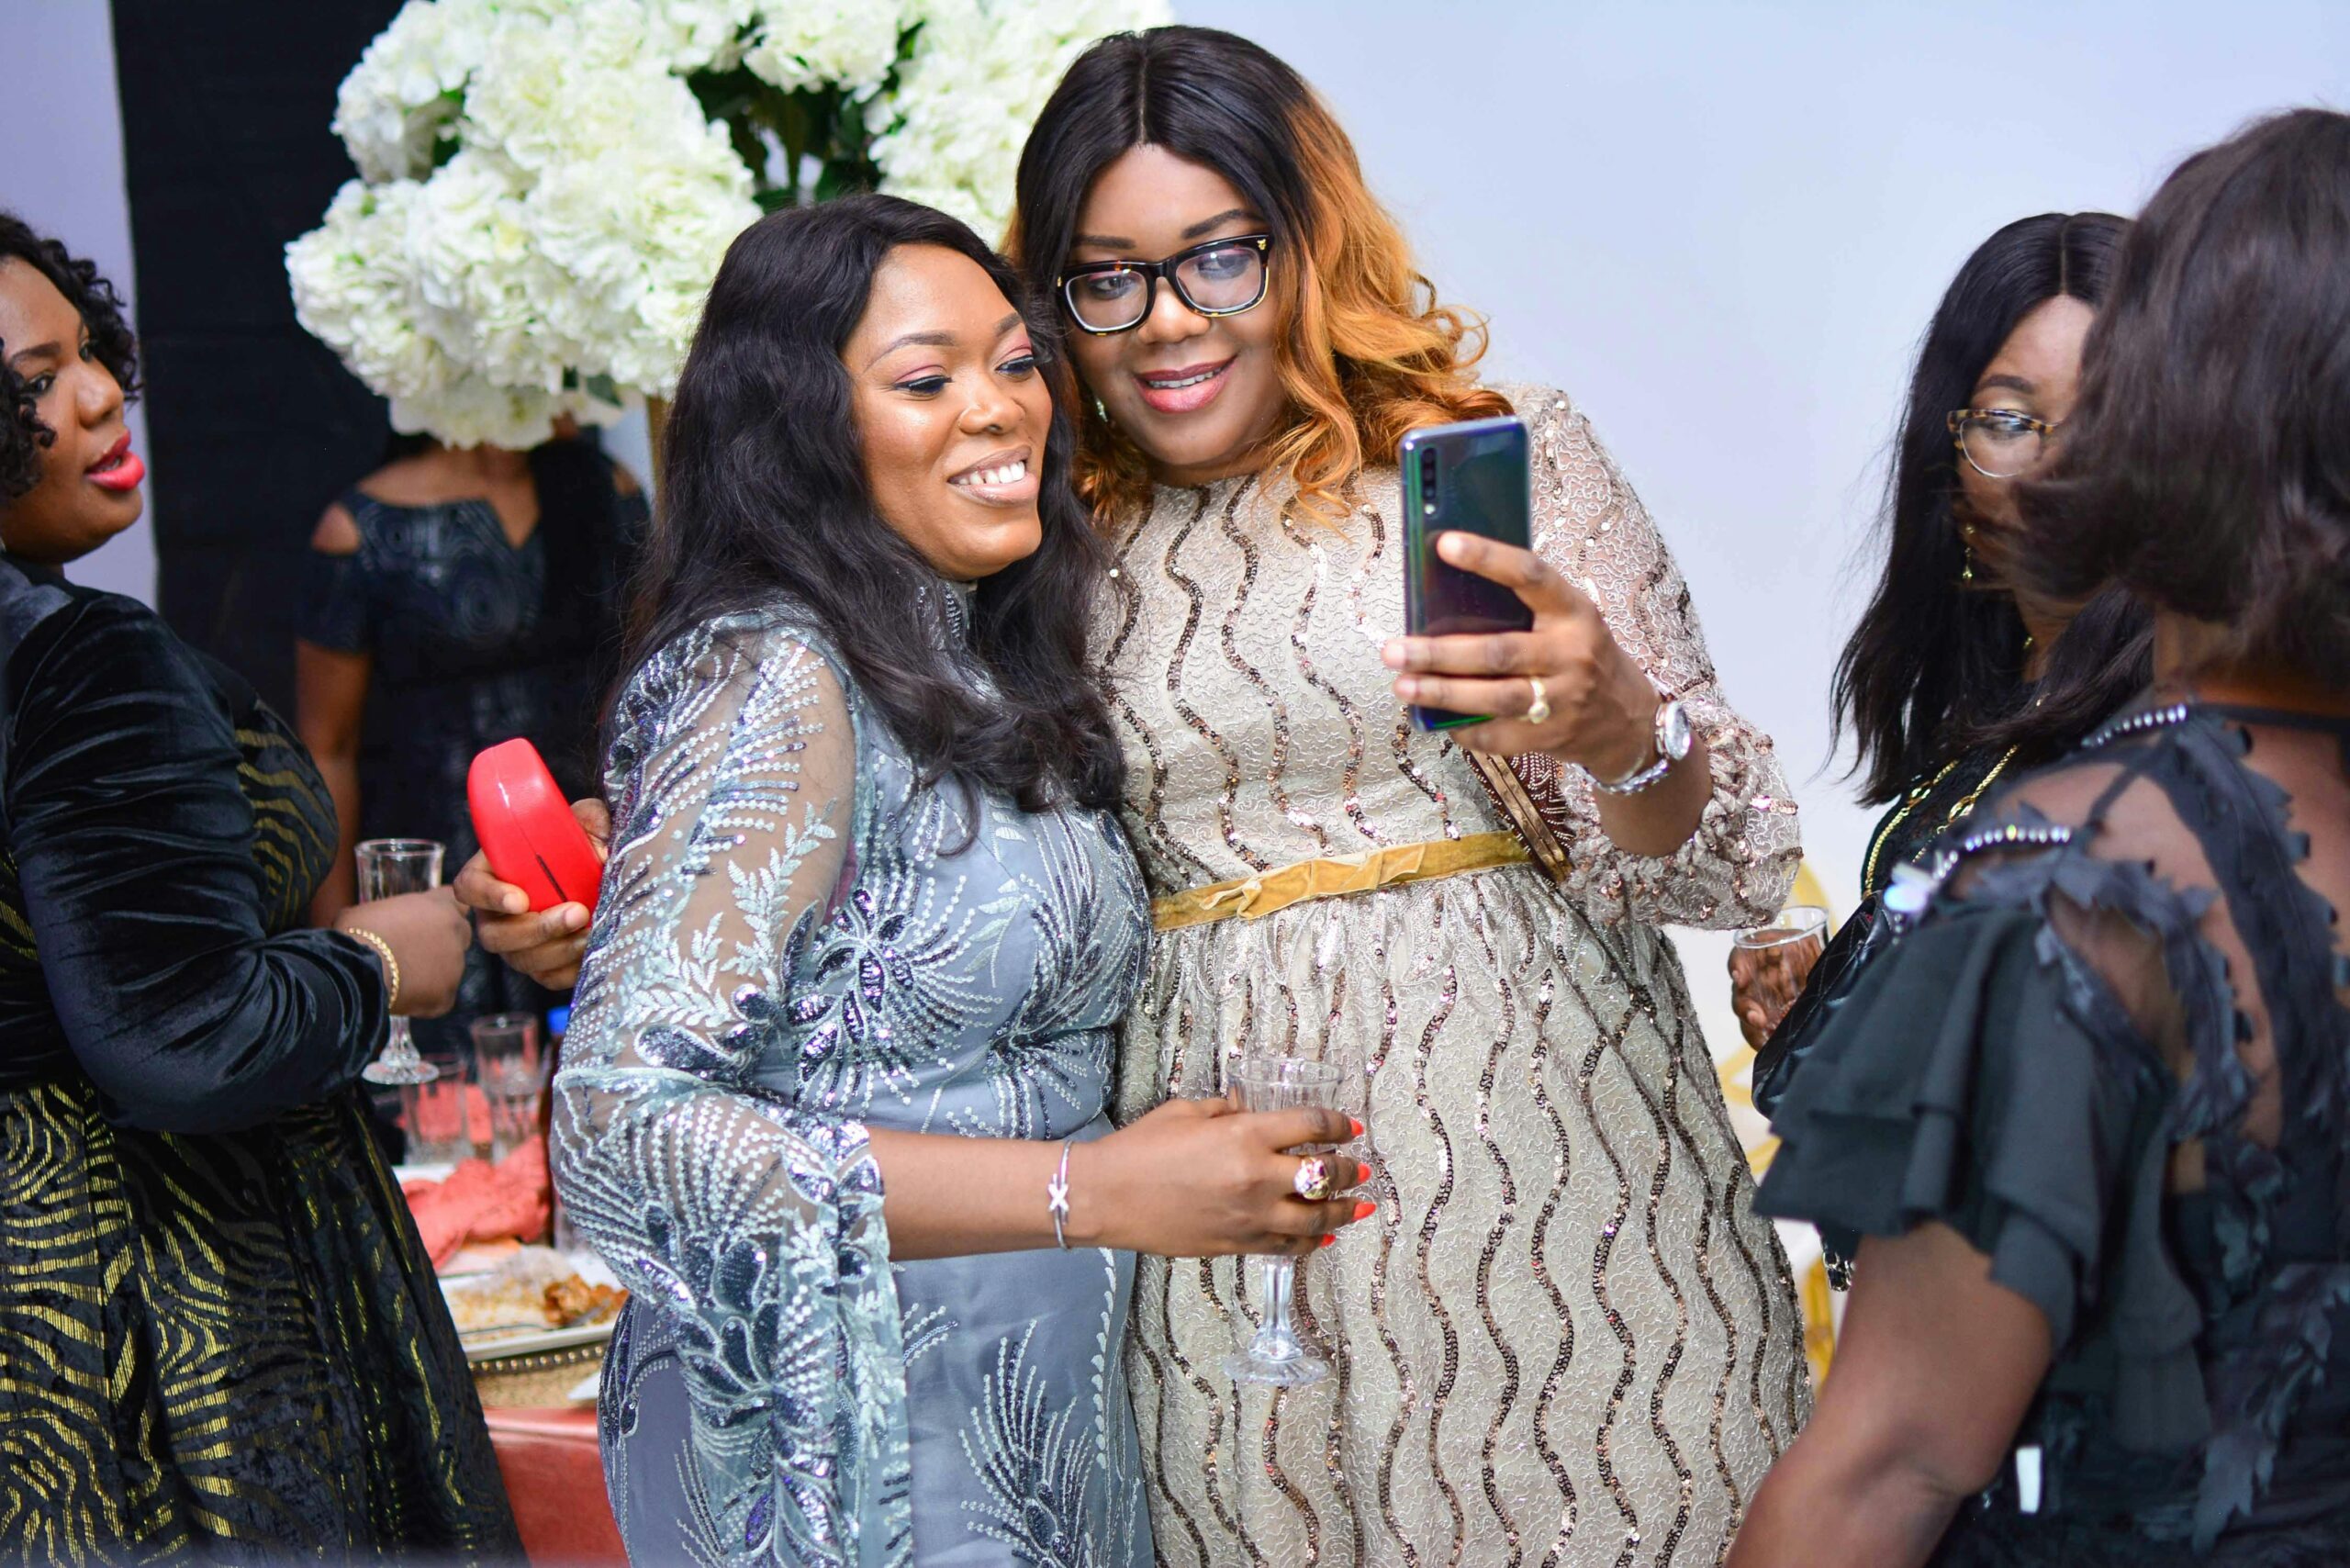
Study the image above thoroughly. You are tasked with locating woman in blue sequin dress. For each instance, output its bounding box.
[549,197,1372,1566]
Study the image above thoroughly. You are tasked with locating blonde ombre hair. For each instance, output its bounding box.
[1008,26,1510,525]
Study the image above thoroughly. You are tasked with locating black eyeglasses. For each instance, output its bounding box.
[1947,408,2062,480]
[1057,234,1273,335]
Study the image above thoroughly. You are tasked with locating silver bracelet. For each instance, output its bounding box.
[1046,1139,1074,1249]
[1589,744,1671,796]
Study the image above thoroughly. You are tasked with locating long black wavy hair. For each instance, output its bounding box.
[620,194,1125,813]
[0,212,140,503]
[1831,212,2150,804]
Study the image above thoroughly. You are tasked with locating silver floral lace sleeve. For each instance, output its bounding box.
[550,614,912,1566]
[1508,385,1802,929]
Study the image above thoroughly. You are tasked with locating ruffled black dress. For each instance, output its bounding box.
[0,558,520,1563]
[1757,700,2350,1563]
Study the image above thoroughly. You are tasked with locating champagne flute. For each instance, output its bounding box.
[1224,1054,1347,1387]
[356,837,445,1086]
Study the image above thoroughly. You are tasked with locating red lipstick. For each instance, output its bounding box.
[86,432,144,493]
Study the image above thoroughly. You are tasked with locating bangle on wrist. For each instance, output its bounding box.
[1046,1138,1074,1249]
[343,926,400,1011]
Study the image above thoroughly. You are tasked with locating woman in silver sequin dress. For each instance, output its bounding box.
[1003,28,1812,1566]
[527,197,1370,1565]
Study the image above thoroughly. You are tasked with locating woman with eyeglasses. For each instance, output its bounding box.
[536,195,1377,1565]
[1734,105,2350,1567]
[464,28,1807,1562]
[1006,26,1806,1565]
[1736,214,2152,1114]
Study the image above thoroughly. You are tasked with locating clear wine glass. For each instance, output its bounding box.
[470,1012,544,1159]
[356,837,445,1086]
[1224,1054,1347,1387]
[1733,903,1831,1029]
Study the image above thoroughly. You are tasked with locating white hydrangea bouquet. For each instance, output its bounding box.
[288,0,1168,449]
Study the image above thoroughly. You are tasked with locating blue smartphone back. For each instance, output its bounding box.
[1400,415,1533,729]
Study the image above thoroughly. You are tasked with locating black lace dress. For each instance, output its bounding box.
[1757,700,2350,1562]
[0,557,519,1562]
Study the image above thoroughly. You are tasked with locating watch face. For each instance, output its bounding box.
[1659,700,1694,761]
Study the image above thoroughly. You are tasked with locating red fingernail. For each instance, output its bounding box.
[1348,1118,1364,1138]
[1320,1234,1337,1249]
[1353,1201,1376,1222]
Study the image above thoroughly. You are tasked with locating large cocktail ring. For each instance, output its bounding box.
[1524,676,1552,726]
[1293,1155,1336,1202]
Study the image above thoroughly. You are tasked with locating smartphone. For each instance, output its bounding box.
[1400,415,1533,730]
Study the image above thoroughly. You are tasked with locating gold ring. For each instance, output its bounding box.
[1524,677,1551,726]
[1292,1156,1336,1202]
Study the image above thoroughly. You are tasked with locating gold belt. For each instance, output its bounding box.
[1151,831,1531,932]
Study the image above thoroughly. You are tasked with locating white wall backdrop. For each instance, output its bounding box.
[1175,0,2347,1053]
[0,0,153,604]
[5,0,2345,1050]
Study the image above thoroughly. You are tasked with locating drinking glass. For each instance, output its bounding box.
[397,1051,470,1164]
[355,838,445,1085]
[1733,904,1831,1026]
[471,1012,545,1159]
[1224,1055,1347,1387]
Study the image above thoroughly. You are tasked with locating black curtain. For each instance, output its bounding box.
[112,0,404,714]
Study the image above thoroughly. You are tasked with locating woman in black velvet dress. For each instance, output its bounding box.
[0,216,520,1562]
[1733,108,2350,1566]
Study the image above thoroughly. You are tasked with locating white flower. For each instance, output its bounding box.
[869,0,1168,240]
[641,0,762,71]
[529,117,760,394]
[299,0,1150,447]
[744,0,909,96]
[288,181,445,404]
[331,0,490,182]
[461,2,684,172]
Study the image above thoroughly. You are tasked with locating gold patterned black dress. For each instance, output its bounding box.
[0,556,520,1563]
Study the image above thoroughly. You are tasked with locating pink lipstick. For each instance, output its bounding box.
[86,432,144,493]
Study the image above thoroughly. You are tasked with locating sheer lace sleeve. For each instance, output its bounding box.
[550,611,912,1566]
[1761,705,2350,1550]
[1494,386,1801,928]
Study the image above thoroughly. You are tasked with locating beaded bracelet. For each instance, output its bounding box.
[343,927,401,1012]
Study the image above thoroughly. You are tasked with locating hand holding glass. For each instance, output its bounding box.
[1224,1055,1348,1387]
[1732,904,1830,1037]
[355,839,445,1085]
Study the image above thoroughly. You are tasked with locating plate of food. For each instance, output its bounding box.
[442,1245,627,1359]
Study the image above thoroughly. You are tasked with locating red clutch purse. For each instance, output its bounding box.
[466,738,604,914]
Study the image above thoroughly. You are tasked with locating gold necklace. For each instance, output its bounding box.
[1862,745,2020,894]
